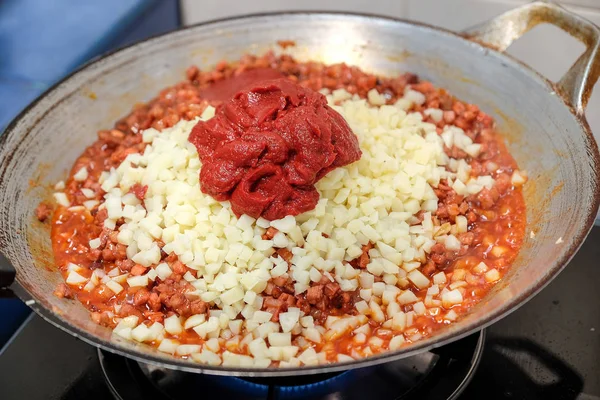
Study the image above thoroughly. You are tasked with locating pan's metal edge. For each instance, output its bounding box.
[1,10,599,377]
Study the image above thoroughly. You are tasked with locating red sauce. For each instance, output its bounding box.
[189,78,362,220]
[198,68,285,101]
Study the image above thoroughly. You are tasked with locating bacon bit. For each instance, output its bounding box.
[130,264,148,276]
[271,285,283,299]
[93,284,116,302]
[119,304,144,320]
[53,283,73,299]
[276,248,293,263]
[186,65,200,82]
[129,183,148,200]
[148,292,162,311]
[144,311,164,324]
[358,242,374,269]
[133,288,150,306]
[190,299,208,315]
[87,248,102,262]
[35,202,52,222]
[164,253,178,263]
[457,232,475,245]
[90,311,114,327]
[272,276,289,287]
[277,40,296,49]
[306,285,325,304]
[171,261,187,275]
[262,227,278,240]
[324,282,340,298]
[263,296,286,322]
[422,260,436,276]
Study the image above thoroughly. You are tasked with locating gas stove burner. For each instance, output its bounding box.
[99,329,485,400]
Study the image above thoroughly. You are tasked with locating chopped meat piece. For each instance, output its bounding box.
[190,299,208,315]
[271,285,283,299]
[101,246,117,262]
[358,243,374,268]
[458,232,475,245]
[89,261,102,270]
[186,65,200,81]
[431,253,446,266]
[171,261,186,275]
[477,187,500,209]
[86,248,101,262]
[350,242,374,269]
[133,288,150,306]
[53,283,73,299]
[279,292,296,307]
[144,311,164,324]
[92,284,115,302]
[165,293,191,317]
[467,211,478,223]
[264,282,274,296]
[129,183,148,200]
[35,202,52,222]
[276,248,293,263]
[306,285,325,304]
[130,264,147,276]
[108,230,119,243]
[333,291,355,313]
[263,296,286,322]
[315,297,328,311]
[116,259,135,272]
[90,311,114,327]
[97,129,125,146]
[422,260,436,276]
[295,296,310,314]
[262,227,278,240]
[115,244,127,259]
[148,292,162,312]
[324,282,340,298]
[119,304,144,320]
[164,253,178,263]
[495,173,512,194]
[94,208,108,225]
[272,275,289,287]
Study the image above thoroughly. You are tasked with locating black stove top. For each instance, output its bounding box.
[1,227,599,400]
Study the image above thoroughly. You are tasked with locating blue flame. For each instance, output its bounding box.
[275,370,354,399]
[210,370,357,399]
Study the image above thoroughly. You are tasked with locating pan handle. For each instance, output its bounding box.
[0,253,16,290]
[462,0,600,116]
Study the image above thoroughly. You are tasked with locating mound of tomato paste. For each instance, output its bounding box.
[188,77,361,220]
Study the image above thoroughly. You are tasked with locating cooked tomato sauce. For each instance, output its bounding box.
[48,51,526,363]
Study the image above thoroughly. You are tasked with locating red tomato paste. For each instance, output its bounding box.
[199,68,285,101]
[188,78,362,220]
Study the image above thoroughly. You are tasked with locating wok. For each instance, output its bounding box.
[0,0,599,377]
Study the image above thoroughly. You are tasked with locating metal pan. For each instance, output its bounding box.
[1,0,599,377]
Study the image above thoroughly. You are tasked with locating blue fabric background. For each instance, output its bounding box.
[0,0,180,347]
